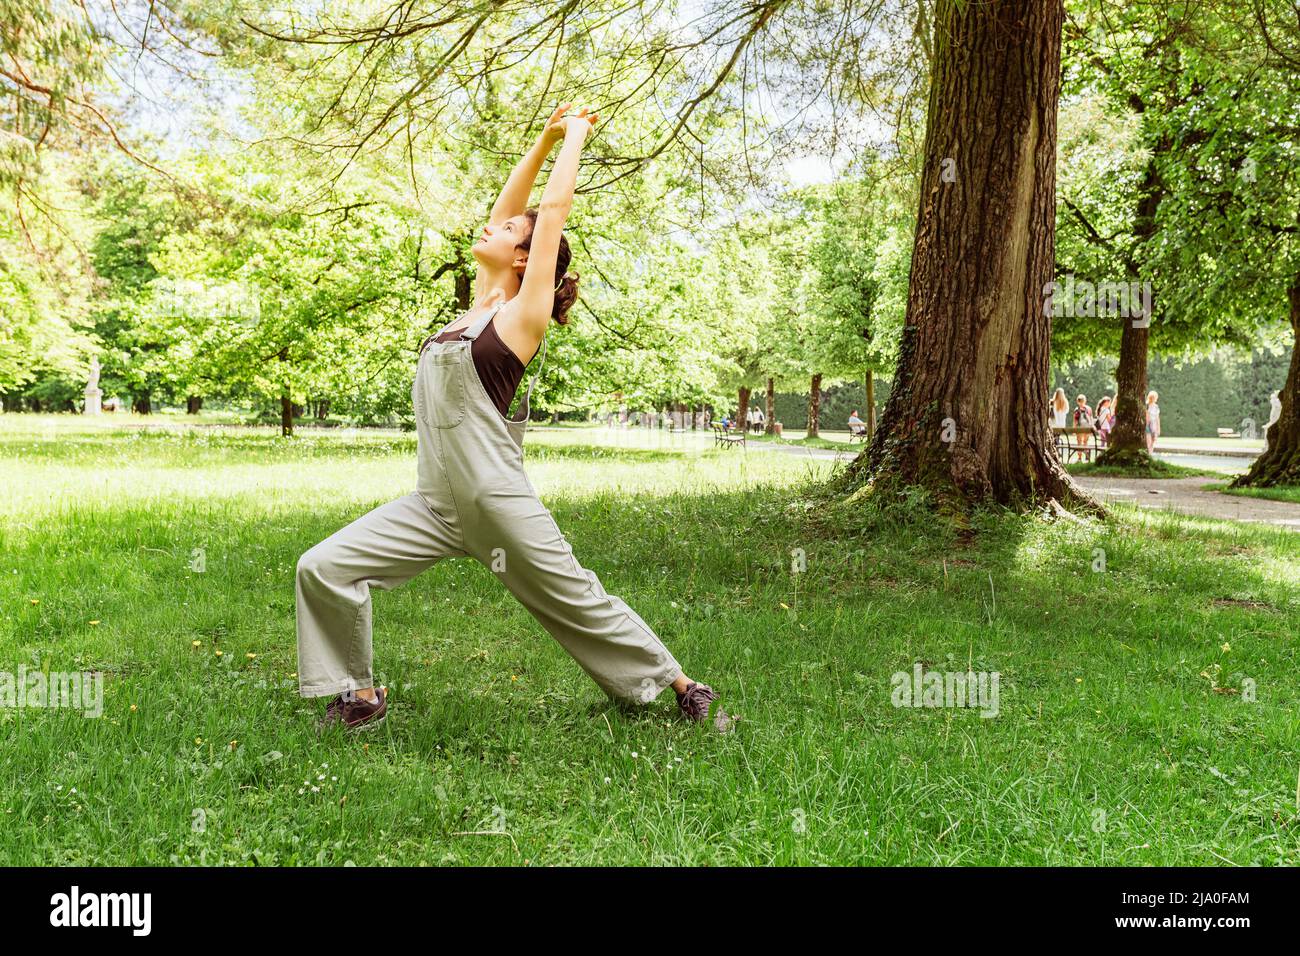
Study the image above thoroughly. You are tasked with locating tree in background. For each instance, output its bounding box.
[809,168,905,437]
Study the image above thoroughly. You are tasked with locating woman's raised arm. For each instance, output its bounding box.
[513,111,597,338]
[474,105,576,303]
[486,104,573,226]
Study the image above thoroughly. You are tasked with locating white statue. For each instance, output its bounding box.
[84,356,102,415]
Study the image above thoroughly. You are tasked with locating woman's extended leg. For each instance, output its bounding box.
[296,492,466,700]
[462,484,714,713]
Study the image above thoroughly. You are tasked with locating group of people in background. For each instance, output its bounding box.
[1050,387,1161,453]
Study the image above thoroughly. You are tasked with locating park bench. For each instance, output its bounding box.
[848,422,869,442]
[1052,425,1099,463]
[711,421,746,449]
[1216,427,1241,439]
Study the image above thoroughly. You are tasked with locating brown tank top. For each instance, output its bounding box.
[432,314,539,418]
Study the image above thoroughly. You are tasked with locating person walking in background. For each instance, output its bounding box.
[1095,396,1115,446]
[1050,388,1069,428]
[1072,394,1094,428]
[1145,390,1161,453]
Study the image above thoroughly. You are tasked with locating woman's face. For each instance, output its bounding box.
[472,214,531,271]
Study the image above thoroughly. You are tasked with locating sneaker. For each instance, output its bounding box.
[676,681,731,731]
[319,686,387,732]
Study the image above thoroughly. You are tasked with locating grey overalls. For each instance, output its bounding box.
[295,300,683,706]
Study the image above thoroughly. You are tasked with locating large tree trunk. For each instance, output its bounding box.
[839,0,1085,511]
[133,392,152,414]
[738,386,751,431]
[807,373,822,438]
[1100,318,1151,465]
[765,377,775,435]
[1232,275,1300,487]
[186,396,203,415]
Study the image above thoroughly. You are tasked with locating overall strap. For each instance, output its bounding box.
[459,300,505,341]
[419,308,467,355]
[419,301,498,355]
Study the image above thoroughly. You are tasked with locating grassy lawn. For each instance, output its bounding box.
[1066,460,1222,479]
[743,429,865,450]
[1203,482,1300,505]
[2,416,1298,865]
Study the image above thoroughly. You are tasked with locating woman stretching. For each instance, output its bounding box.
[295,105,725,731]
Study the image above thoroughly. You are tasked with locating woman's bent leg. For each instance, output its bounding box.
[296,492,465,698]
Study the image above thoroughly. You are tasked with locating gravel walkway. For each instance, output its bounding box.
[1072,476,1300,531]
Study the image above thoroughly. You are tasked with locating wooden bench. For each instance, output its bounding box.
[711,421,746,449]
[1052,425,1100,463]
[1216,427,1241,439]
[848,422,869,442]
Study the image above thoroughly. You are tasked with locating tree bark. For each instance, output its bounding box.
[839,0,1087,511]
[280,347,294,437]
[186,396,203,415]
[738,386,751,431]
[133,392,152,415]
[765,377,775,435]
[866,369,876,436]
[1099,317,1151,466]
[807,373,822,438]
[1232,275,1300,487]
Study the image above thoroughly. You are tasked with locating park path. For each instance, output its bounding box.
[680,433,1300,532]
[1070,476,1300,531]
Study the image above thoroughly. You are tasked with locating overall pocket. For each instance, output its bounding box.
[415,349,467,428]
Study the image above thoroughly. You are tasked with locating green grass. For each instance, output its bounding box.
[2,415,1299,865]
[1067,459,1221,479]
[740,429,863,450]
[1203,481,1300,505]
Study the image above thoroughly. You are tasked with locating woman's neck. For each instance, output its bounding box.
[474,268,521,309]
